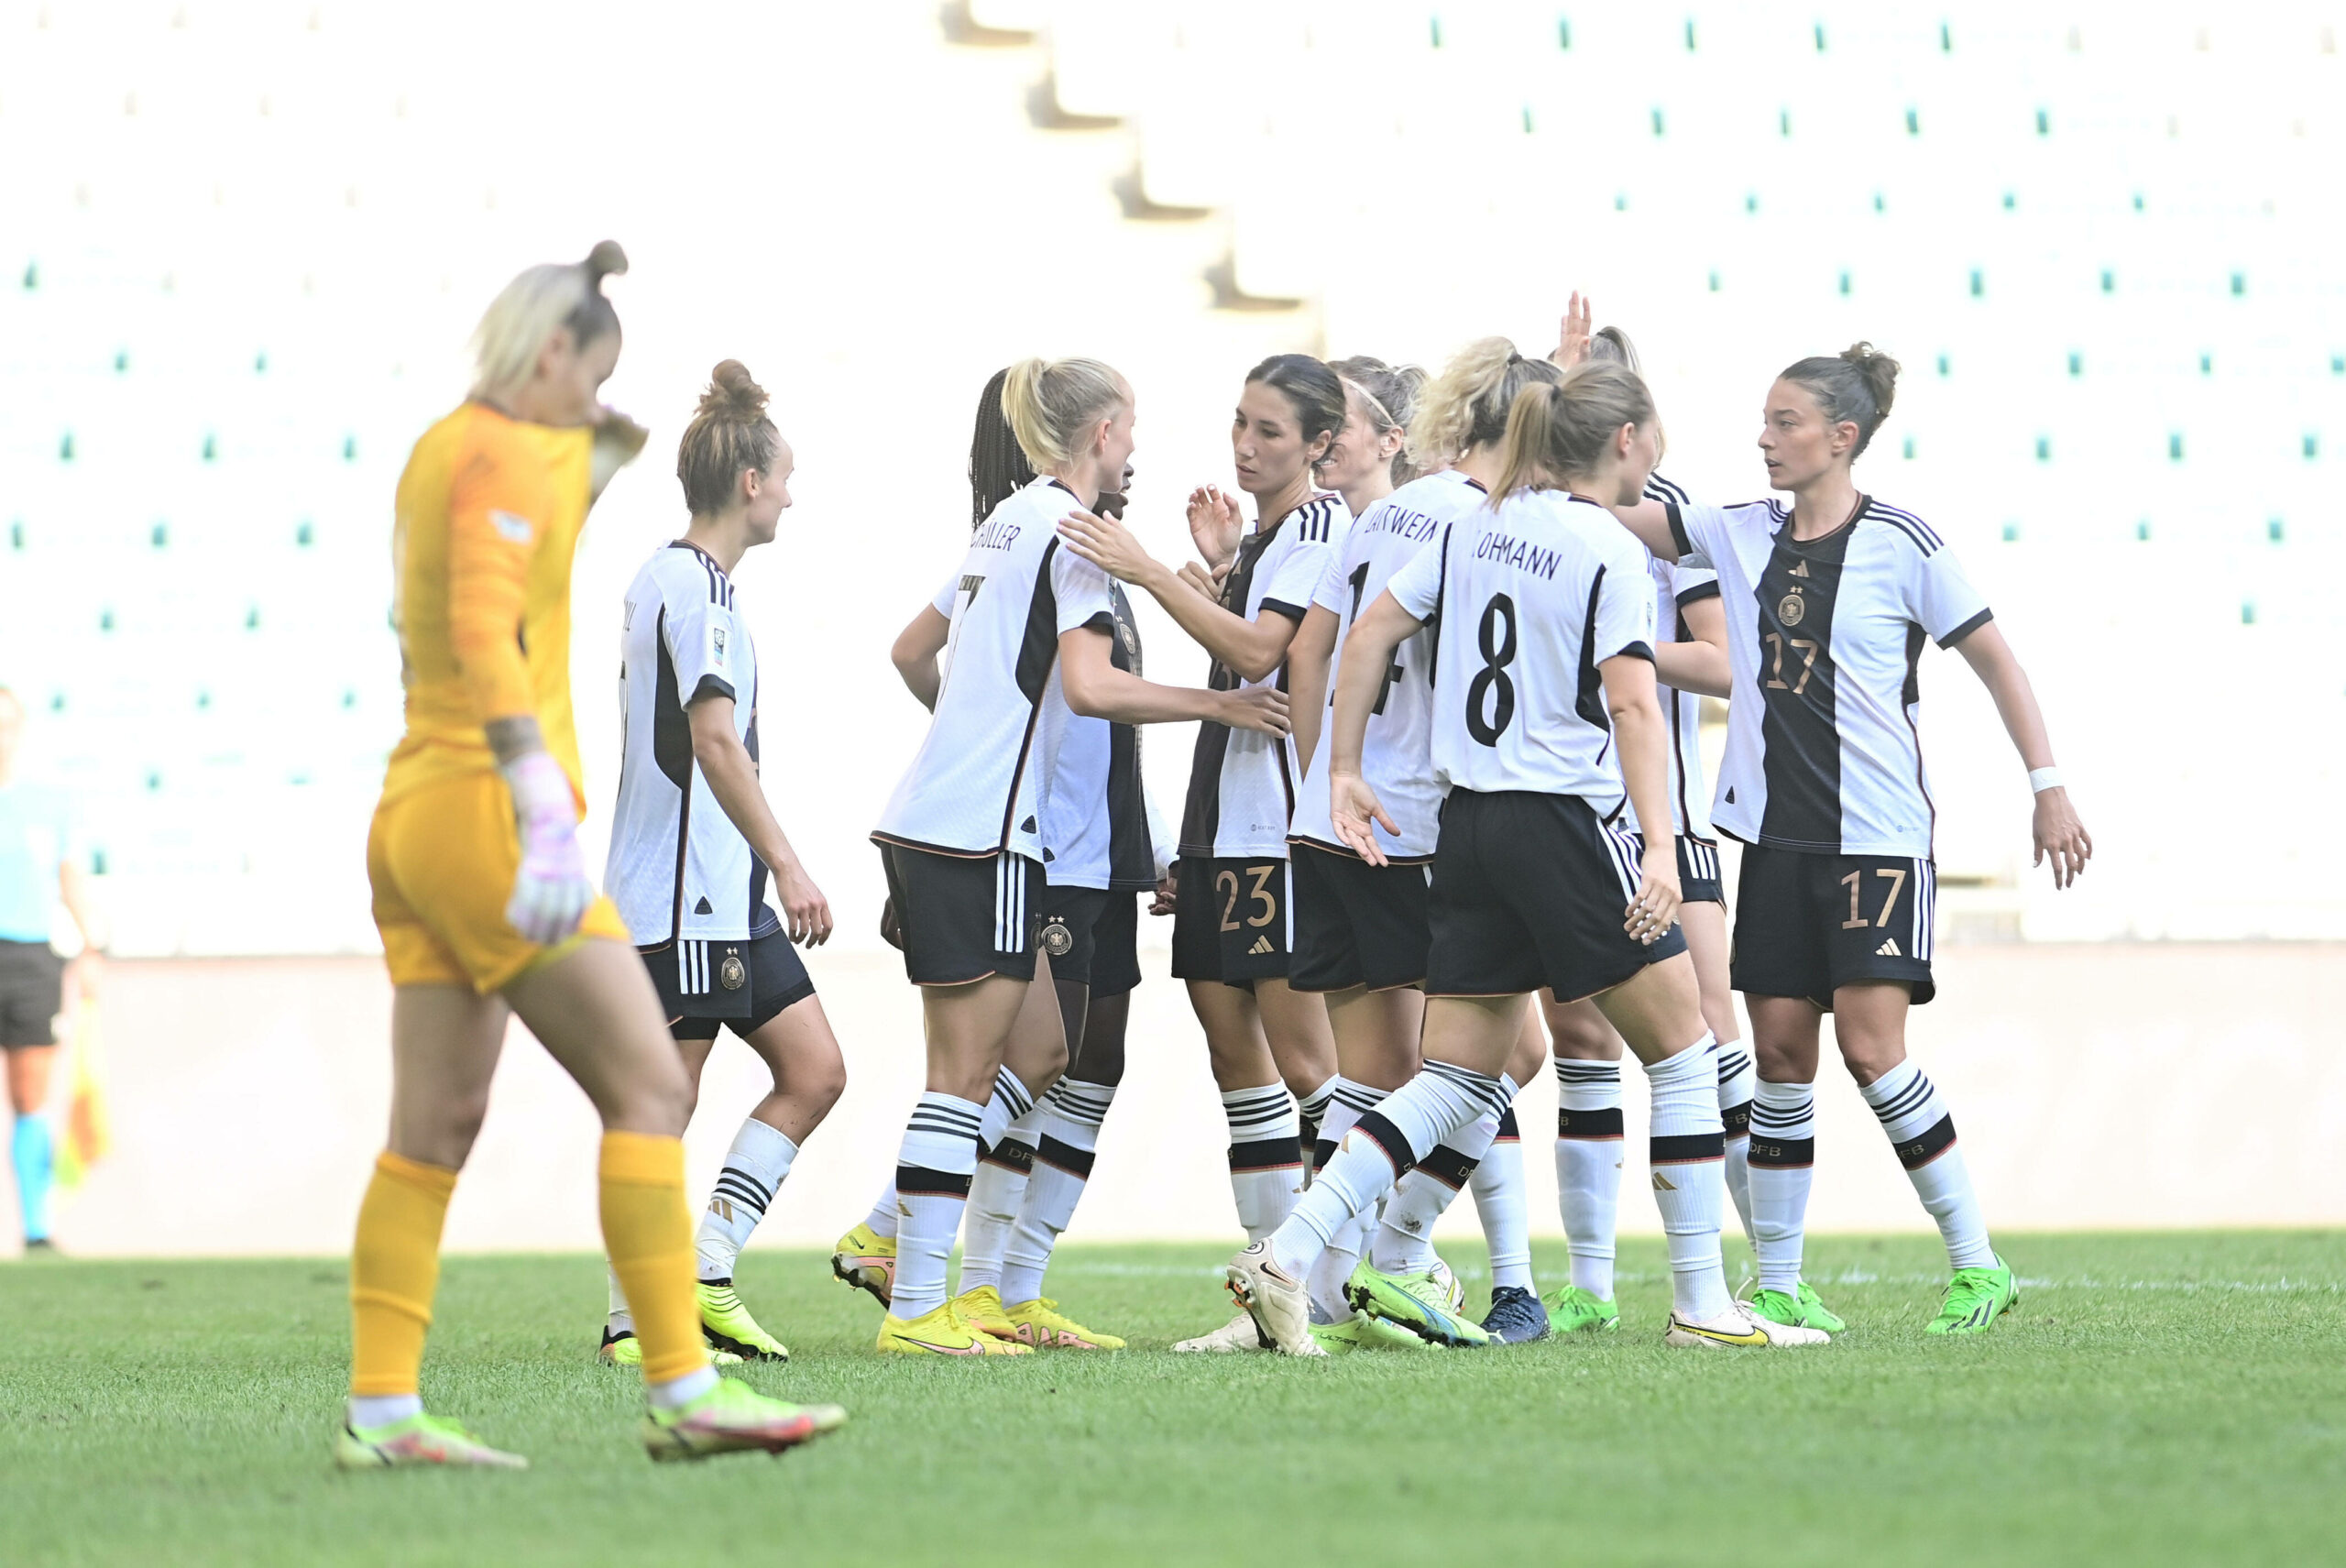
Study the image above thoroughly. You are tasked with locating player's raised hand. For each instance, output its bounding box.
[773,858,834,946]
[1186,485,1244,571]
[500,751,594,945]
[1551,291,1593,367]
[1331,774,1399,868]
[1057,509,1159,585]
[1623,837,1682,946]
[2033,786,2092,889]
[1220,685,1290,737]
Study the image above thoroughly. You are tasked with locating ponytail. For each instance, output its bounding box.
[1490,361,1657,500]
[468,240,626,404]
[1002,356,1129,472]
[1409,336,1564,470]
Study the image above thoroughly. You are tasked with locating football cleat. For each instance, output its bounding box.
[334,1410,529,1471]
[830,1223,895,1307]
[1925,1255,2018,1335]
[1747,1280,1847,1335]
[1170,1310,1269,1353]
[1345,1261,1493,1348]
[696,1281,789,1362]
[1664,1304,1831,1348]
[1308,1311,1435,1354]
[1479,1284,1552,1344]
[1224,1240,1322,1355]
[1003,1298,1124,1350]
[598,1326,740,1369]
[1543,1285,1622,1334]
[949,1285,1020,1341]
[875,1300,1031,1355]
[641,1377,847,1462]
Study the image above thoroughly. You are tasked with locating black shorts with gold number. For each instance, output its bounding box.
[646,926,816,1043]
[1729,844,1935,1008]
[1171,855,1291,986]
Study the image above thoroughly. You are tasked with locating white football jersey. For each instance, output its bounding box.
[1289,470,1482,863]
[1040,583,1159,891]
[607,543,779,947]
[874,477,1116,861]
[1658,480,1991,857]
[1617,478,1720,843]
[1178,490,1350,860]
[1386,488,1656,807]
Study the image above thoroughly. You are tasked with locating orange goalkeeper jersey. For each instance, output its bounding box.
[381,400,638,809]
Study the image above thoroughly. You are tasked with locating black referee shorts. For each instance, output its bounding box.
[1729,844,1935,1008]
[0,940,64,1048]
[1288,842,1431,993]
[1425,789,1685,1002]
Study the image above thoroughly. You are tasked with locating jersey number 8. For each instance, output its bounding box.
[1465,593,1518,745]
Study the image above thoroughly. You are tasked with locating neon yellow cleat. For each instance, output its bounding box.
[830,1223,895,1308]
[334,1410,529,1471]
[696,1281,789,1362]
[599,1326,740,1368]
[1003,1297,1125,1350]
[1308,1312,1435,1354]
[950,1284,1020,1342]
[877,1300,1033,1355]
[641,1376,847,1462]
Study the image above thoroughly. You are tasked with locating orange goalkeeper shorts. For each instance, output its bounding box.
[367,768,630,993]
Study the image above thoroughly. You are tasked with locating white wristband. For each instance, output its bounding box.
[2028,767,2064,794]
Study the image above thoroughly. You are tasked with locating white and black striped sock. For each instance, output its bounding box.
[1305,1079,1385,1317]
[891,1092,985,1320]
[1296,1075,1338,1179]
[1748,1080,1817,1296]
[1715,1039,1758,1248]
[1554,1058,1626,1299]
[1863,1059,1993,1270]
[959,1067,1041,1292]
[695,1117,798,1283]
[1222,1084,1303,1243]
[1280,1061,1507,1277]
[1644,1037,1731,1321]
[1470,1106,1533,1292]
[999,1078,1116,1307]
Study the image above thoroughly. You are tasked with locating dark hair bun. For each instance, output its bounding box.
[701,359,769,421]
[583,239,629,284]
[1841,341,1900,420]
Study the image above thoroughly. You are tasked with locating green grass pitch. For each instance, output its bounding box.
[5,1233,2341,1566]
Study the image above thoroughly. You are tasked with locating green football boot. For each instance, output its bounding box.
[1542,1284,1622,1334]
[696,1280,790,1362]
[1747,1279,1846,1335]
[334,1410,528,1471]
[1344,1261,1493,1348]
[1925,1255,2018,1335]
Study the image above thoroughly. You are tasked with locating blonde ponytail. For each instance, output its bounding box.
[1002,356,1129,471]
[1491,362,1657,500]
[468,240,628,405]
[1408,336,1564,470]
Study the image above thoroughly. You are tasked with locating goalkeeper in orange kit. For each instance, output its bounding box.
[342,242,846,1470]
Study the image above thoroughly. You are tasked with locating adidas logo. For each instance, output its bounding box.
[1876,937,1902,957]
[1247,936,1277,955]
[1790,560,1811,577]
[1650,1171,1678,1191]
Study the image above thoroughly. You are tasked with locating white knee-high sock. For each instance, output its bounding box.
[1748,1080,1816,1295]
[1373,1094,1506,1274]
[1862,1059,1993,1270]
[1223,1084,1304,1243]
[606,1262,632,1332]
[890,1092,985,1320]
[1644,1037,1731,1320]
[1277,1062,1507,1277]
[696,1117,799,1283]
[959,1068,1042,1291]
[1296,1075,1337,1179]
[1554,1058,1625,1299]
[1305,1080,1383,1317]
[863,1180,901,1240]
[998,1078,1115,1306]
[1715,1040,1758,1249]
[1470,1106,1533,1291]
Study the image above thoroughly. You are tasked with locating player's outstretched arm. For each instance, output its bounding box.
[1057,510,1302,682]
[1601,652,1681,945]
[687,696,833,945]
[1283,604,1340,780]
[892,605,950,711]
[1058,627,1288,736]
[1606,499,1682,563]
[1654,594,1730,700]
[1952,621,2091,888]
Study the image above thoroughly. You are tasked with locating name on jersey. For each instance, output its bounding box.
[971,518,1024,552]
[1366,506,1443,543]
[1470,530,1562,581]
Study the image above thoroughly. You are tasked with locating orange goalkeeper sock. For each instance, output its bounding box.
[599,1131,711,1387]
[349,1150,457,1398]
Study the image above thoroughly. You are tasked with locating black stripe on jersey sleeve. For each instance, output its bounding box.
[1936,607,1993,649]
[1673,579,1722,608]
[687,673,737,705]
[1607,640,1656,664]
[1078,610,1114,635]
[1869,499,1945,550]
[1257,598,1309,622]
[1664,502,1693,558]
